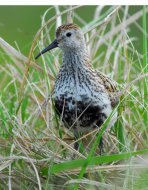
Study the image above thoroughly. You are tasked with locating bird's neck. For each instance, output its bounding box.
[62,48,90,71]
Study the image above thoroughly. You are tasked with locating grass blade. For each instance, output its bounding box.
[48,149,148,175]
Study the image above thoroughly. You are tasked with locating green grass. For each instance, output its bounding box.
[0,5,148,190]
[143,5,148,129]
[42,149,148,175]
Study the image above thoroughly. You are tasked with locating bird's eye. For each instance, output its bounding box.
[66,32,72,37]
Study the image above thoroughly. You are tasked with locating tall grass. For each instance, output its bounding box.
[0,5,148,190]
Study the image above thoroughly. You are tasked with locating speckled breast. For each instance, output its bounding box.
[53,60,113,132]
[53,93,108,132]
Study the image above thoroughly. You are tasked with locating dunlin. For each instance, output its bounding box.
[35,23,119,153]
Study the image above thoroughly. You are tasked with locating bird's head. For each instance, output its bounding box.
[35,23,85,59]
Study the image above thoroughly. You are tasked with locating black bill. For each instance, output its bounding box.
[35,39,58,59]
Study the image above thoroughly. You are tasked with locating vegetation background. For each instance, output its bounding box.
[0,5,148,190]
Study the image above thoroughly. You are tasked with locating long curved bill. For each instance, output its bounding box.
[35,39,58,59]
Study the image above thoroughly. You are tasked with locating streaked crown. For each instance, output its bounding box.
[56,23,80,37]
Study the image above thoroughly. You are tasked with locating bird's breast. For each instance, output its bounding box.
[52,54,117,131]
[53,75,112,131]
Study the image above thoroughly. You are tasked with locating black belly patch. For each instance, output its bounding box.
[54,96,107,129]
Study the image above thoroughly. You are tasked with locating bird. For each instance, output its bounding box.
[35,23,119,154]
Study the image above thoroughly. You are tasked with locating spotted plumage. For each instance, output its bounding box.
[35,23,120,153]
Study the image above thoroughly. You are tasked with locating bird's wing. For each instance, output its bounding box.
[97,71,120,107]
[97,71,118,92]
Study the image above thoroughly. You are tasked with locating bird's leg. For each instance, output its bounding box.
[96,113,107,155]
[74,140,79,151]
[72,131,80,159]
[74,131,79,151]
